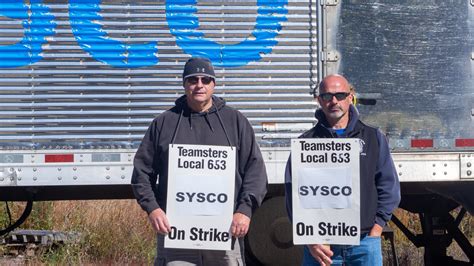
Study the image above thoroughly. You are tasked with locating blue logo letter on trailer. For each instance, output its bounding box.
[166,0,288,67]
[0,0,56,68]
[69,0,158,68]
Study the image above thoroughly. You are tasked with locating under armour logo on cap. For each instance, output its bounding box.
[183,57,216,81]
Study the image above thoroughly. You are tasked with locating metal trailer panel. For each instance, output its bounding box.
[1,148,473,185]
[321,0,474,217]
[333,0,474,151]
[1,148,473,214]
[0,1,473,205]
[0,0,318,149]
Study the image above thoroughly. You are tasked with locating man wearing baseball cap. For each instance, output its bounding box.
[132,57,268,265]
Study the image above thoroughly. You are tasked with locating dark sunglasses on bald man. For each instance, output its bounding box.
[186,76,214,85]
[319,92,350,101]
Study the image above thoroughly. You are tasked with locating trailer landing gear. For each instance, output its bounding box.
[394,194,473,266]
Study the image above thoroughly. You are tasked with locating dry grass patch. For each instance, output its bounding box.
[2,200,155,264]
[1,202,472,265]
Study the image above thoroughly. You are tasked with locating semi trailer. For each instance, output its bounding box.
[0,0,473,265]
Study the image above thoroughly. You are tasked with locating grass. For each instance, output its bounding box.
[1,200,156,265]
[0,201,472,265]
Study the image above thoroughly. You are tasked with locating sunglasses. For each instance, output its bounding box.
[319,92,350,101]
[186,76,214,85]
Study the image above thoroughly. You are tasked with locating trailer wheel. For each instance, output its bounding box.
[245,196,303,266]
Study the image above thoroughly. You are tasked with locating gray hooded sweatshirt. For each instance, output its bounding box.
[131,95,268,218]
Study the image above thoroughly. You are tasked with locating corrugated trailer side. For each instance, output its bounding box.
[0,0,317,199]
[0,1,317,264]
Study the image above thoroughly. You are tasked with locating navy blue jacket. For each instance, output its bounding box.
[285,105,400,233]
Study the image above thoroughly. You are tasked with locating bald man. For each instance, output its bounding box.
[285,75,400,266]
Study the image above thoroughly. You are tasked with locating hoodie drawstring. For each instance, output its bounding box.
[204,112,214,132]
[171,109,184,145]
[171,98,232,148]
[215,106,233,149]
[188,113,192,130]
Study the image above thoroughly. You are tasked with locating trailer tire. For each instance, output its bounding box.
[245,196,303,266]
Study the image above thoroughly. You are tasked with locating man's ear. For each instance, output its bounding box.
[315,96,322,106]
[351,93,357,105]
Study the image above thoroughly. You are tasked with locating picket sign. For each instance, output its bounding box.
[165,144,236,250]
[291,138,361,245]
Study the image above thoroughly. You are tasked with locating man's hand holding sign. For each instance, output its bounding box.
[308,244,333,266]
[148,208,171,235]
[231,212,251,238]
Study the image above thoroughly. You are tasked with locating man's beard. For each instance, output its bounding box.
[325,108,345,120]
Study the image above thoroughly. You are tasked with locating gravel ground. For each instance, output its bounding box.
[0,256,27,265]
